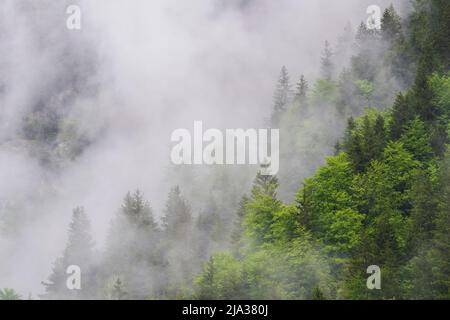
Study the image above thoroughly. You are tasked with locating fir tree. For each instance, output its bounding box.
[271,66,292,126]
[162,186,192,237]
[42,207,95,299]
[381,4,403,42]
[320,40,334,80]
[230,195,248,256]
[111,278,128,300]
[121,190,158,230]
[295,75,308,102]
[431,151,450,298]
[389,92,414,140]
[103,190,163,299]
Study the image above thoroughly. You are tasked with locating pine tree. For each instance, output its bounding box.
[320,40,334,80]
[195,197,225,260]
[362,115,387,164]
[352,23,380,82]
[42,207,95,299]
[162,186,192,237]
[252,171,279,198]
[348,131,365,173]
[271,66,292,126]
[230,195,248,256]
[111,278,128,300]
[408,168,439,250]
[335,22,355,65]
[342,117,356,150]
[295,75,308,102]
[413,46,437,123]
[121,190,158,230]
[381,4,402,42]
[296,185,314,231]
[355,22,377,44]
[389,92,414,140]
[196,256,216,299]
[430,151,450,298]
[104,190,163,299]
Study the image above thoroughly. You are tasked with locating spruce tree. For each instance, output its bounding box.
[42,207,95,299]
[295,75,308,102]
[381,4,402,42]
[320,40,334,80]
[271,66,292,126]
[389,92,414,140]
[230,195,248,256]
[111,278,128,300]
[103,190,163,299]
[121,190,158,229]
[431,151,450,298]
[162,186,192,237]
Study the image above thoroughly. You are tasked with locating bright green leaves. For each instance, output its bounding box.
[296,153,363,255]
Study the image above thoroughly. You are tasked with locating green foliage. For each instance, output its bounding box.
[194,254,245,300]
[35,0,450,300]
[343,111,388,172]
[381,4,402,42]
[399,117,434,162]
[310,79,338,105]
[296,153,364,256]
[355,80,374,106]
[194,237,332,300]
[0,288,21,300]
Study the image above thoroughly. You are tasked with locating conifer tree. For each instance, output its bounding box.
[389,92,414,140]
[162,186,192,237]
[295,75,308,102]
[111,278,128,300]
[230,195,248,256]
[42,207,95,299]
[121,190,158,230]
[320,40,334,80]
[103,190,163,299]
[430,151,450,298]
[413,46,437,123]
[381,4,403,42]
[271,66,292,126]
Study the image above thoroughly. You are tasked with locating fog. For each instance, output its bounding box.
[0,0,409,297]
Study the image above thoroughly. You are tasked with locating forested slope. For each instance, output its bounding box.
[2,0,447,300]
[193,0,450,300]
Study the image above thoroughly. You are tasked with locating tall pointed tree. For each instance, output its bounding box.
[230,195,249,256]
[381,4,402,42]
[42,207,95,299]
[162,186,192,238]
[271,66,292,126]
[103,190,163,299]
[320,40,334,80]
[295,75,308,101]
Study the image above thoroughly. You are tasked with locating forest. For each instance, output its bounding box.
[0,0,449,300]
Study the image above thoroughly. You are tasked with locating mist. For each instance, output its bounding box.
[0,0,410,297]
